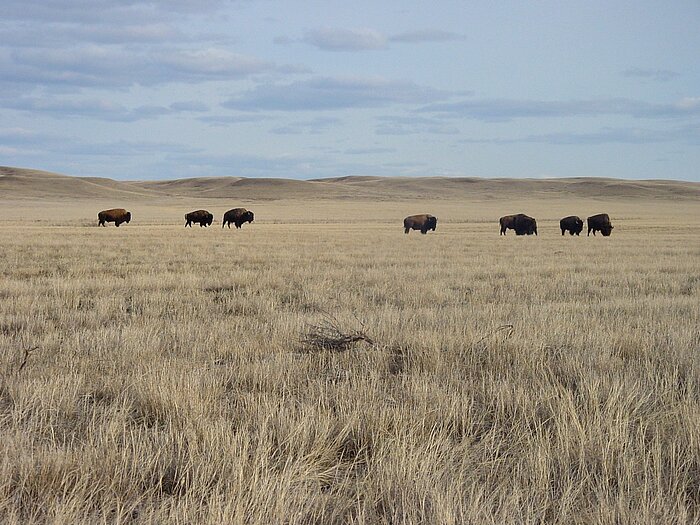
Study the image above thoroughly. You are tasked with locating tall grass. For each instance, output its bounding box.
[0,200,698,523]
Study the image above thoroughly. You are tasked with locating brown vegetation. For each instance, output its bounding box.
[0,173,698,523]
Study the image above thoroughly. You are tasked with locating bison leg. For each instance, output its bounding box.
[420,227,427,234]
[561,228,565,236]
[115,221,120,227]
[404,227,410,234]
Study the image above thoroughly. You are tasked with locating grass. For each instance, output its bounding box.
[0,198,698,524]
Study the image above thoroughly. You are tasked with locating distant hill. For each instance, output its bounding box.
[2,166,698,201]
[0,166,163,200]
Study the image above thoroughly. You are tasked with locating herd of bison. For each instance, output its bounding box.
[97,208,615,236]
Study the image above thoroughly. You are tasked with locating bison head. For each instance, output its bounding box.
[601,225,613,236]
[427,215,437,231]
[125,212,131,223]
[245,211,254,223]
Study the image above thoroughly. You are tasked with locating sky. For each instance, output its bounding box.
[1,0,699,181]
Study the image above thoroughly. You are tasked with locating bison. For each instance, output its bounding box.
[560,215,583,236]
[98,208,131,227]
[515,214,537,235]
[499,215,517,235]
[185,209,213,227]
[500,214,537,235]
[222,208,254,229]
[587,213,614,236]
[404,214,437,234]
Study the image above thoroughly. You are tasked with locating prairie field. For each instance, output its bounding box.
[0,188,699,523]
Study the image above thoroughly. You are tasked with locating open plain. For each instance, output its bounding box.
[0,167,699,523]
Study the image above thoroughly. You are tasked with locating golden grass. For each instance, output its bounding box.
[0,196,698,524]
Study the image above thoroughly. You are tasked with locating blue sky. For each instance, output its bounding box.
[1,0,699,181]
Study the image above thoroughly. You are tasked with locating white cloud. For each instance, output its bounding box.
[389,30,465,43]
[622,67,680,82]
[301,28,387,51]
[1,0,228,23]
[418,97,700,121]
[0,45,296,88]
[279,27,466,51]
[0,96,210,121]
[460,124,700,145]
[375,115,460,135]
[270,116,341,135]
[223,76,451,111]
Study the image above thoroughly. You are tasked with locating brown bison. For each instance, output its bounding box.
[499,215,517,235]
[587,213,614,236]
[500,214,537,235]
[98,208,131,227]
[404,214,437,234]
[560,215,583,236]
[185,210,213,227]
[515,214,537,235]
[222,208,254,229]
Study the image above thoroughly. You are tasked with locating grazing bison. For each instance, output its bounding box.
[514,214,537,235]
[560,215,584,236]
[185,209,213,227]
[587,213,614,236]
[500,214,537,235]
[222,208,254,229]
[98,208,131,227]
[403,214,437,234]
[499,215,517,235]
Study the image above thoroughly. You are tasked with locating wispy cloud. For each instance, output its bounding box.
[375,115,460,135]
[223,76,451,111]
[198,114,275,126]
[343,147,396,155]
[0,45,302,88]
[270,117,342,135]
[0,126,201,156]
[389,30,465,43]
[1,0,228,24]
[1,96,210,121]
[301,28,387,51]
[419,97,700,121]
[460,124,700,145]
[277,27,465,51]
[0,23,184,47]
[622,67,680,82]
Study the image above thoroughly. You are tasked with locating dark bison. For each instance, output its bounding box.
[98,208,131,227]
[222,208,254,229]
[404,214,437,234]
[499,215,517,235]
[587,213,614,236]
[560,215,584,236]
[515,214,537,235]
[185,210,213,227]
[500,214,537,235]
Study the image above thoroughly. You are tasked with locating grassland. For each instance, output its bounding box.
[0,174,699,523]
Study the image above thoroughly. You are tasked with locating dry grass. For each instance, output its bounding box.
[0,196,698,524]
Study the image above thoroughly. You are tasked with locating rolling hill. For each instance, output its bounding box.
[2,166,698,202]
